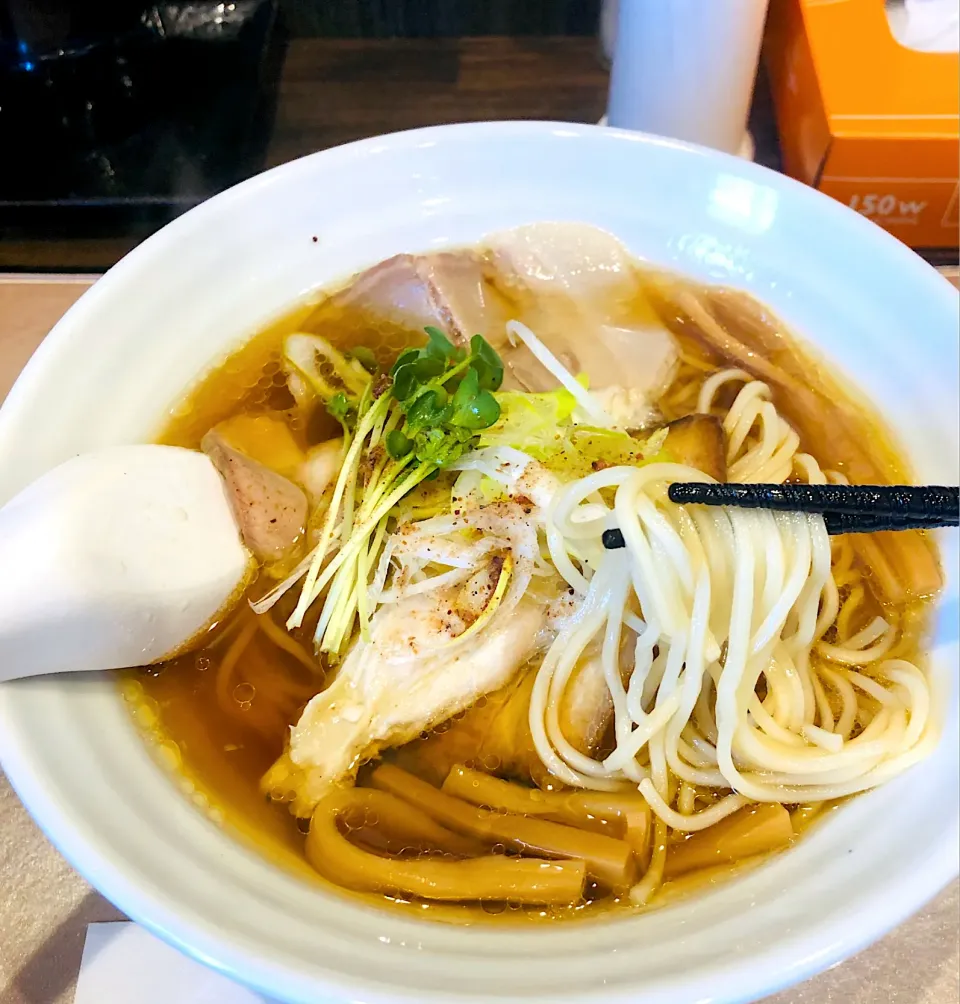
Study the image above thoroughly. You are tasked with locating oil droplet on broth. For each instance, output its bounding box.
[233,682,256,705]
[133,699,159,729]
[157,740,182,771]
[480,900,507,916]
[121,679,144,702]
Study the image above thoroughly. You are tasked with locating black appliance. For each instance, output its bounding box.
[0,1,282,269]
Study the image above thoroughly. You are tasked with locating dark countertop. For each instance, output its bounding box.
[0,36,785,271]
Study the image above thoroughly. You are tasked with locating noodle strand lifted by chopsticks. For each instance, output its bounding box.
[530,414,938,904]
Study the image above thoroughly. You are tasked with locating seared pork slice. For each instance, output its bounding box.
[405,637,628,790]
[201,429,307,563]
[329,251,508,346]
[326,224,679,426]
[483,223,679,410]
[399,669,548,789]
[267,593,546,816]
[487,220,635,297]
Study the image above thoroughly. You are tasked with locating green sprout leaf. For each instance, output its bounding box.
[327,392,356,429]
[450,368,501,429]
[390,348,420,377]
[385,429,413,460]
[450,367,479,422]
[391,363,419,402]
[406,389,450,430]
[469,333,504,391]
[424,325,465,363]
[472,389,501,427]
[413,356,446,381]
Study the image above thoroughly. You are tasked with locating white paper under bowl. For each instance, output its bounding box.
[0,122,956,1004]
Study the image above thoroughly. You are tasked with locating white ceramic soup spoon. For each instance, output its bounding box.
[0,445,257,683]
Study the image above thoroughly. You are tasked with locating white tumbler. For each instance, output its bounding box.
[605,0,770,157]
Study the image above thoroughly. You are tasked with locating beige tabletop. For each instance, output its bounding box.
[0,277,957,1004]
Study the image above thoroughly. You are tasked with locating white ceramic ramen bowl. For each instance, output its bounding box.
[0,122,957,1004]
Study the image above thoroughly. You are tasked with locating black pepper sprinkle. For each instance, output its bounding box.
[602,528,626,550]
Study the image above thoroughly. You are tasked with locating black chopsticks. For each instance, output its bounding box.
[666,483,960,535]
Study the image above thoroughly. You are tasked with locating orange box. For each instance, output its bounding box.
[764,0,959,250]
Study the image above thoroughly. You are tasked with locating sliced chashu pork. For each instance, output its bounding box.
[482,223,679,419]
[265,588,546,817]
[328,223,679,427]
[327,250,504,345]
[395,668,548,788]
[404,634,634,791]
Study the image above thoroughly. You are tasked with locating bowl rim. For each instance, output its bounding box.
[0,119,957,1004]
